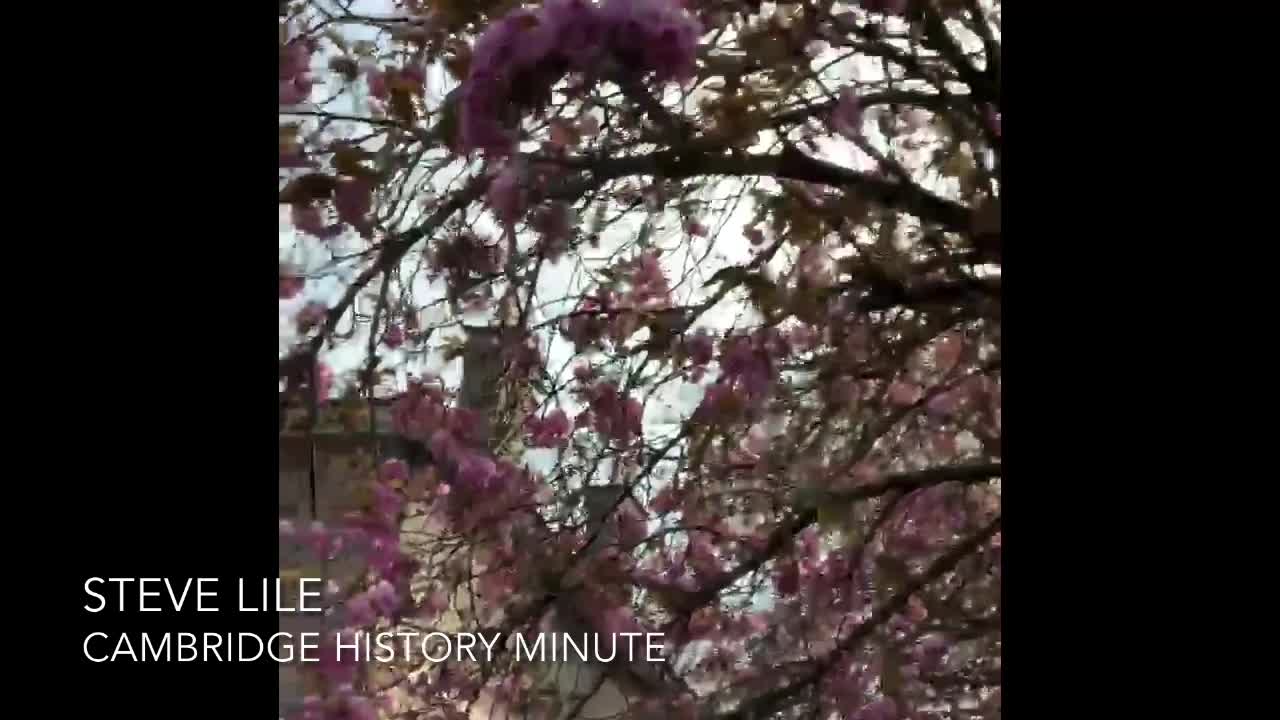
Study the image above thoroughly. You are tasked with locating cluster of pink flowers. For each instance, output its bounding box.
[486,161,529,225]
[344,579,400,627]
[695,329,790,423]
[365,65,426,101]
[287,179,374,240]
[525,408,573,447]
[680,328,716,380]
[279,38,314,106]
[615,250,672,310]
[390,380,539,527]
[295,685,379,720]
[529,201,575,261]
[280,265,305,300]
[831,86,863,141]
[427,232,503,293]
[281,460,415,720]
[460,0,702,155]
[381,324,405,349]
[561,250,673,349]
[576,379,644,444]
[561,292,615,350]
[291,202,341,239]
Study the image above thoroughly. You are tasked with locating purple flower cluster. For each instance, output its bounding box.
[525,408,573,447]
[577,379,644,443]
[279,39,314,106]
[599,0,701,82]
[460,0,702,155]
[389,380,539,528]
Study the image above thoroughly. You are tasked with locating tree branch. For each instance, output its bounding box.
[657,462,1000,618]
[550,145,972,232]
[307,176,489,357]
[714,516,1001,720]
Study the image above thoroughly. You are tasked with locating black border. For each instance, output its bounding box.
[37,6,281,717]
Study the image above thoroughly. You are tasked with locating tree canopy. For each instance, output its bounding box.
[278,1,1001,718]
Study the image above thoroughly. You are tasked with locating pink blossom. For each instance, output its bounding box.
[797,243,836,287]
[934,331,963,372]
[525,409,572,448]
[280,41,311,80]
[601,0,702,82]
[459,73,516,155]
[315,631,360,685]
[694,382,742,423]
[455,452,498,493]
[399,65,426,88]
[300,521,331,557]
[422,588,450,618]
[279,267,304,299]
[333,178,374,233]
[279,76,311,106]
[380,460,408,483]
[279,148,313,169]
[382,324,404,349]
[366,68,388,98]
[776,560,800,596]
[343,696,378,720]
[741,613,770,635]
[789,324,820,352]
[447,407,490,447]
[530,202,574,261]
[855,461,885,484]
[291,202,340,239]
[831,86,862,140]
[599,604,645,638]
[650,486,681,514]
[916,634,949,674]
[926,389,961,418]
[585,381,644,443]
[345,593,375,626]
[887,380,923,406]
[371,482,403,523]
[684,329,714,366]
[487,162,528,225]
[622,251,672,309]
[296,302,327,333]
[687,533,720,576]
[853,697,899,720]
[686,607,717,638]
[543,0,609,68]
[615,502,649,548]
[358,525,403,577]
[744,424,772,456]
[471,9,555,79]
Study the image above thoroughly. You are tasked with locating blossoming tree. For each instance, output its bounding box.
[278,1,1000,718]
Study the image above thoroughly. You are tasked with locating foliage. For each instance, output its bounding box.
[279,1,1000,718]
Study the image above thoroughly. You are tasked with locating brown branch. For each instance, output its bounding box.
[550,145,971,232]
[714,516,1002,720]
[659,462,1000,618]
[918,3,1000,106]
[307,176,489,357]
